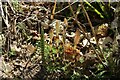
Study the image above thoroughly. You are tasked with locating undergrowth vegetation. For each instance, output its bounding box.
[0,1,120,80]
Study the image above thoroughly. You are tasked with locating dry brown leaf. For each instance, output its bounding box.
[64,43,83,62]
[64,18,68,26]
[96,23,108,37]
[64,43,73,55]
[27,45,36,54]
[74,29,80,48]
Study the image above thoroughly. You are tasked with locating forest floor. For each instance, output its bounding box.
[0,1,120,80]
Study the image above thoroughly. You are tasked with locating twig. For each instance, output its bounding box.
[54,0,78,15]
[81,4,96,41]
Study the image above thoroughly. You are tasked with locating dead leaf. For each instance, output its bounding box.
[64,18,68,26]
[64,43,73,55]
[96,23,108,38]
[27,45,36,54]
[64,43,83,61]
[74,29,80,48]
